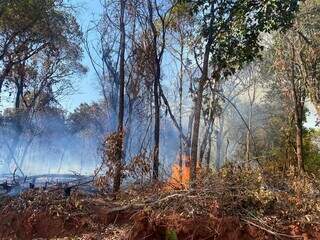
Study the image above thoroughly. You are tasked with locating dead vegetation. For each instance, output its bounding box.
[0,165,319,240]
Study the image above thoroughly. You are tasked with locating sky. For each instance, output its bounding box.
[0,0,318,175]
[53,0,319,127]
[60,0,103,111]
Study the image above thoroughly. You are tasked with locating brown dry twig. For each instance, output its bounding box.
[242,218,304,239]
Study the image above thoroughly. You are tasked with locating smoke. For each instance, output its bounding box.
[0,64,273,179]
[0,104,105,176]
[0,100,180,179]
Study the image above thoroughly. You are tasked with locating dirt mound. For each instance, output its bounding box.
[0,190,138,240]
[128,211,255,240]
[1,190,320,240]
[127,203,320,240]
[1,169,320,239]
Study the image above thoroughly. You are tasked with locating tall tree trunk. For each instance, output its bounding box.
[205,122,214,170]
[215,126,220,171]
[245,77,256,166]
[15,83,23,109]
[178,41,184,182]
[123,98,134,162]
[245,103,253,165]
[199,117,215,167]
[190,79,205,187]
[290,44,305,175]
[224,138,229,164]
[215,115,224,171]
[153,74,160,180]
[199,123,210,166]
[294,107,304,173]
[147,0,162,181]
[205,129,212,171]
[190,3,215,187]
[185,109,194,155]
[113,0,126,192]
[245,126,251,165]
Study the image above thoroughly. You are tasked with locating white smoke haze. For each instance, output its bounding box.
[0,62,317,181]
[0,99,180,179]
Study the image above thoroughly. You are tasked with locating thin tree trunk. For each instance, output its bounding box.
[160,86,189,146]
[245,104,253,165]
[216,125,221,171]
[178,41,184,182]
[153,75,160,180]
[123,99,133,161]
[147,0,162,181]
[289,43,305,175]
[15,84,23,109]
[185,109,194,155]
[215,116,224,171]
[190,3,215,187]
[199,123,210,166]
[294,108,304,173]
[245,77,256,166]
[205,123,214,170]
[224,138,229,164]
[205,136,212,171]
[190,79,205,186]
[113,0,126,192]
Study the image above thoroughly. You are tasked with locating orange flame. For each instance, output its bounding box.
[168,155,193,189]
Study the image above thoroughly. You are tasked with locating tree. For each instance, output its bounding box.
[135,0,171,180]
[86,0,156,189]
[272,36,307,173]
[113,0,126,192]
[184,0,300,186]
[261,85,298,171]
[290,0,320,121]
[0,0,84,176]
[167,1,194,180]
[244,66,259,166]
[267,0,320,173]
[0,0,83,93]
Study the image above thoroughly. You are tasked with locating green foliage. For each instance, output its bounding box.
[259,0,320,175]
[168,2,194,32]
[220,165,320,222]
[0,0,83,59]
[170,1,191,19]
[1,0,63,36]
[0,0,85,107]
[181,0,300,77]
[257,96,320,174]
[165,229,178,240]
[68,103,106,135]
[303,129,320,175]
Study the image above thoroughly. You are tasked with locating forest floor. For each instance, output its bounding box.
[0,167,320,240]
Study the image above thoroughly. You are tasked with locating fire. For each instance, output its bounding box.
[169,155,192,189]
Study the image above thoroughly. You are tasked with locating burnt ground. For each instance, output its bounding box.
[0,186,319,239]
[0,169,320,240]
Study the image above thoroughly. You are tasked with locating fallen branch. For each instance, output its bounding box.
[241,218,303,239]
[106,204,145,214]
[103,191,190,215]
